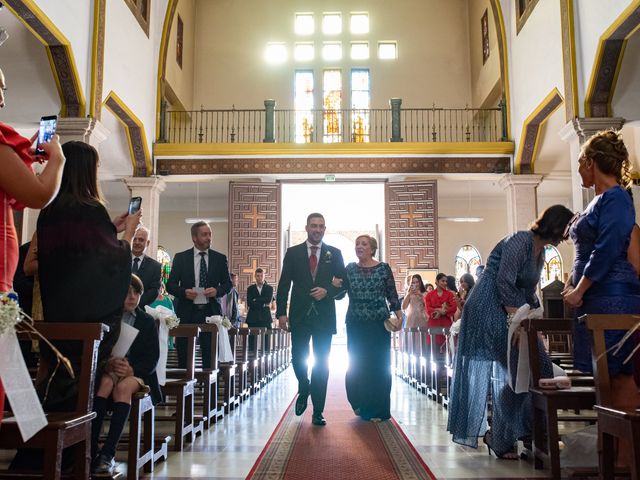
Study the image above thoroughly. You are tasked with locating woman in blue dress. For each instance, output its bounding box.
[562,130,640,416]
[447,205,573,458]
[334,234,402,421]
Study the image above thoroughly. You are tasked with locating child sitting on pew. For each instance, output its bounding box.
[91,274,162,476]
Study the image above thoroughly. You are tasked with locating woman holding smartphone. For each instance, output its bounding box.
[402,274,427,328]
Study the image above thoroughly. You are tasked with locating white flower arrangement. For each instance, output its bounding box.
[164,314,180,330]
[0,292,74,377]
[221,317,232,329]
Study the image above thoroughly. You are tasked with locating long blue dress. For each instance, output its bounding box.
[447,230,552,456]
[570,185,640,375]
[344,262,401,420]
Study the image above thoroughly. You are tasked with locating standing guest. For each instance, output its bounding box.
[446,275,458,294]
[246,268,274,329]
[221,273,240,328]
[167,221,232,368]
[454,273,475,321]
[425,283,434,293]
[562,130,640,431]
[0,67,66,292]
[91,274,161,476]
[333,235,401,421]
[425,273,457,347]
[37,141,140,410]
[276,213,346,426]
[402,274,428,329]
[448,205,573,459]
[131,225,162,308]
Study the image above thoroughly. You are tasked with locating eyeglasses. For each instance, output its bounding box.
[563,212,581,240]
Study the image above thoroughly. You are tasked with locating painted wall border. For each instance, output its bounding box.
[104,91,151,176]
[90,0,106,120]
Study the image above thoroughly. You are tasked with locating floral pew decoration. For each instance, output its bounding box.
[144,305,180,386]
[0,292,73,440]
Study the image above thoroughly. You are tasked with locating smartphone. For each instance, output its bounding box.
[128,196,142,215]
[35,115,58,155]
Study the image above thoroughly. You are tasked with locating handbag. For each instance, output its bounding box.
[384,316,402,332]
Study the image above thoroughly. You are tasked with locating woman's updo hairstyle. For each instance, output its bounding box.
[581,129,632,189]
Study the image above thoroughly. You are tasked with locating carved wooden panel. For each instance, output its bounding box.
[385,181,438,292]
[228,183,281,301]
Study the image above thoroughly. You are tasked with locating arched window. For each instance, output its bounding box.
[540,245,563,287]
[454,245,482,283]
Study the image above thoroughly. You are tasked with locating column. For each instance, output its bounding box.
[55,117,110,148]
[390,98,403,142]
[559,117,625,212]
[499,174,543,234]
[263,99,275,143]
[123,177,166,256]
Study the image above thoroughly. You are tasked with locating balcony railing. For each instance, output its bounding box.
[160,101,506,144]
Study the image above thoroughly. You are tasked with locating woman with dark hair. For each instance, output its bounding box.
[425,272,457,347]
[454,273,475,319]
[36,141,141,410]
[562,130,640,442]
[448,204,574,459]
[402,274,427,328]
[446,275,458,293]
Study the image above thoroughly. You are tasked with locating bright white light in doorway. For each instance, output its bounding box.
[441,217,484,223]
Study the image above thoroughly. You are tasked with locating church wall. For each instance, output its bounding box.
[165,0,196,110]
[574,0,633,117]
[156,212,229,259]
[507,0,564,155]
[191,0,472,111]
[611,33,640,122]
[468,0,501,108]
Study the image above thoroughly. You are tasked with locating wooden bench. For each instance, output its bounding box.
[160,325,202,451]
[0,322,106,480]
[245,328,266,395]
[426,327,449,403]
[232,329,250,403]
[193,324,223,429]
[585,314,640,480]
[525,318,596,479]
[218,329,238,414]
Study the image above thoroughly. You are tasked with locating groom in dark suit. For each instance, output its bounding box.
[167,221,232,368]
[276,213,345,426]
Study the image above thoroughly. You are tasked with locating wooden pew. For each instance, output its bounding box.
[232,329,250,403]
[193,324,223,428]
[246,328,266,394]
[217,329,238,414]
[525,318,596,479]
[426,327,449,403]
[160,325,202,451]
[0,323,106,480]
[585,314,640,480]
[406,328,419,388]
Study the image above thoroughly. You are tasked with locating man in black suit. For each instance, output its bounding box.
[131,226,162,308]
[276,213,345,426]
[246,268,273,329]
[167,221,232,368]
[222,273,240,328]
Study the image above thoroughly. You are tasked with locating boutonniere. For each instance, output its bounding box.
[323,250,333,263]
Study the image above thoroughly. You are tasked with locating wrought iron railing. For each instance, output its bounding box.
[160,103,505,144]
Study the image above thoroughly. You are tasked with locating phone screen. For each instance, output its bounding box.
[128,197,142,215]
[36,115,58,155]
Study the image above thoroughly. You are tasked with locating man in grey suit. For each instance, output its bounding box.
[276,213,345,426]
[131,226,162,308]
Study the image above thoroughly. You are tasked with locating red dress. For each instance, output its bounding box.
[424,288,456,346]
[0,122,34,422]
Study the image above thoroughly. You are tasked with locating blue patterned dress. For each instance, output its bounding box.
[447,231,552,455]
[570,185,640,375]
[343,262,401,420]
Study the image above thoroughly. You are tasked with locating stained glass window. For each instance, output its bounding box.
[351,69,370,143]
[295,70,314,143]
[454,245,482,284]
[323,69,342,143]
[156,246,172,286]
[540,245,562,287]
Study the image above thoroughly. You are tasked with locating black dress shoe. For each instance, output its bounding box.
[311,412,326,426]
[295,393,308,416]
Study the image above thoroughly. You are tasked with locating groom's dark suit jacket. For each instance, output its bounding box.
[135,254,162,308]
[276,242,345,334]
[167,248,232,323]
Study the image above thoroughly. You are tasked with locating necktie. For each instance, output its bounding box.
[132,257,140,274]
[199,252,207,288]
[309,246,319,276]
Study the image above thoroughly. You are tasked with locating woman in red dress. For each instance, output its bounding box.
[424,272,457,347]
[0,67,66,422]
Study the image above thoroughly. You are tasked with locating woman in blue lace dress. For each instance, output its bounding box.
[562,130,640,417]
[335,234,402,421]
[447,205,573,458]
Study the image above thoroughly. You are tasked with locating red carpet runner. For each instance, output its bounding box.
[246,372,437,480]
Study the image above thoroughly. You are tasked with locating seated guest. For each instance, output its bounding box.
[91,274,161,476]
[246,268,274,329]
[221,272,240,328]
[131,225,162,308]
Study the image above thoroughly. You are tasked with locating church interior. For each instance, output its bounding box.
[1,0,640,478]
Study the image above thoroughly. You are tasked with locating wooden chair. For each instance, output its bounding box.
[525,318,596,479]
[0,323,106,480]
[585,314,640,480]
[160,325,201,451]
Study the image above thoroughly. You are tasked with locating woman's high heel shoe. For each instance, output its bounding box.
[482,431,519,460]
